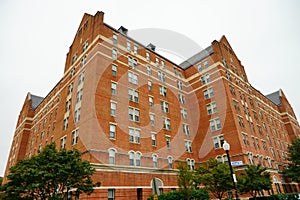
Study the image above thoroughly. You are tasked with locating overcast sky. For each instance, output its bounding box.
[0,0,299,176]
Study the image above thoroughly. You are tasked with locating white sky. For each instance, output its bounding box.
[0,0,299,176]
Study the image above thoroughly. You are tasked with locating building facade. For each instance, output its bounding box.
[4,11,300,199]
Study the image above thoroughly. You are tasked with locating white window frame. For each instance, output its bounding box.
[213,135,224,149]
[210,118,221,131]
[128,107,140,122]
[129,128,140,143]
[206,102,217,115]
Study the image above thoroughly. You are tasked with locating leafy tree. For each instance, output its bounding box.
[177,164,194,199]
[2,143,99,200]
[194,158,233,200]
[238,164,272,198]
[147,189,209,200]
[283,138,300,182]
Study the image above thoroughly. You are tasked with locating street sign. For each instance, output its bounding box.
[231,161,243,166]
[153,194,158,200]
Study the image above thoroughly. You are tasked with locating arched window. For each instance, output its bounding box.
[136,152,141,166]
[153,154,158,168]
[108,149,116,165]
[129,151,135,166]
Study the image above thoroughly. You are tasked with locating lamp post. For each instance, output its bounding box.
[223,140,240,200]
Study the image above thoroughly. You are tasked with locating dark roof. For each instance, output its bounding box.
[30,94,44,110]
[179,45,214,69]
[266,90,281,106]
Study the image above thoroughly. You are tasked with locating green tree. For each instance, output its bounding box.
[177,164,194,200]
[2,143,99,200]
[238,164,272,198]
[195,158,233,200]
[283,138,300,182]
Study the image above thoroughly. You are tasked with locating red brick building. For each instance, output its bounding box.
[4,11,300,199]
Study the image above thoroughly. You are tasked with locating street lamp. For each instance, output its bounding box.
[223,140,240,200]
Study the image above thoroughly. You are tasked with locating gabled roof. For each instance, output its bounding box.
[266,90,281,106]
[179,45,214,69]
[29,94,44,110]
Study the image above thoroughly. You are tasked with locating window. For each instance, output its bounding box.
[80,55,87,67]
[128,89,139,102]
[60,136,66,150]
[83,40,88,52]
[74,107,81,123]
[109,149,116,164]
[177,80,183,90]
[153,154,158,168]
[63,117,68,130]
[146,52,150,61]
[262,140,267,151]
[159,85,167,96]
[128,56,133,67]
[127,41,131,51]
[161,101,169,113]
[197,64,202,72]
[166,135,171,148]
[136,152,141,166]
[206,102,217,115]
[133,59,138,69]
[237,116,245,127]
[229,85,236,96]
[201,74,210,85]
[150,114,155,126]
[147,66,151,75]
[110,124,116,139]
[128,71,138,85]
[111,82,117,95]
[168,156,173,169]
[156,57,159,66]
[110,102,116,116]
[133,45,138,55]
[76,88,83,103]
[183,124,190,135]
[112,34,118,44]
[203,87,214,99]
[151,132,156,146]
[161,60,165,69]
[68,83,73,95]
[267,157,272,168]
[248,152,254,165]
[242,132,250,147]
[149,96,154,107]
[72,53,77,64]
[72,129,79,145]
[129,151,135,166]
[178,94,185,104]
[185,140,192,152]
[204,61,208,69]
[129,128,140,143]
[112,48,117,59]
[78,71,85,85]
[180,108,188,119]
[187,159,195,170]
[210,118,221,131]
[158,71,166,82]
[213,135,224,149]
[163,117,171,130]
[65,99,71,112]
[128,107,139,122]
[233,100,240,111]
[148,80,152,91]
[112,64,117,76]
[108,189,115,200]
[70,67,75,78]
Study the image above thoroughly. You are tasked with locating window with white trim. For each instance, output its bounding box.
[112,34,118,44]
[133,45,138,55]
[213,135,224,149]
[78,71,85,86]
[110,124,116,139]
[76,88,83,103]
[112,48,117,59]
[128,56,133,67]
[129,128,140,143]
[74,107,81,123]
[161,60,165,69]
[161,101,169,113]
[153,154,158,168]
[158,71,166,82]
[129,151,135,166]
[128,89,139,102]
[136,152,141,166]
[242,132,250,147]
[128,71,138,85]
[148,80,152,91]
[111,82,117,95]
[150,114,155,126]
[65,99,71,112]
[83,40,88,52]
[183,124,190,135]
[237,116,245,128]
[67,83,73,95]
[201,74,210,85]
[109,149,116,164]
[151,132,156,146]
[156,57,159,66]
[166,135,171,148]
[80,55,87,67]
[168,156,173,169]
[60,136,66,150]
[180,108,188,119]
[149,96,154,107]
[128,107,139,122]
[185,140,192,152]
[133,59,138,69]
[248,152,254,165]
[206,102,217,115]
[147,66,151,75]
[187,159,195,170]
[110,102,116,116]
[63,117,68,131]
[159,85,167,96]
[72,129,79,145]
[127,41,131,51]
[203,87,214,99]
[177,80,183,90]
[197,64,202,72]
[178,94,185,104]
[210,118,221,131]
[146,52,150,62]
